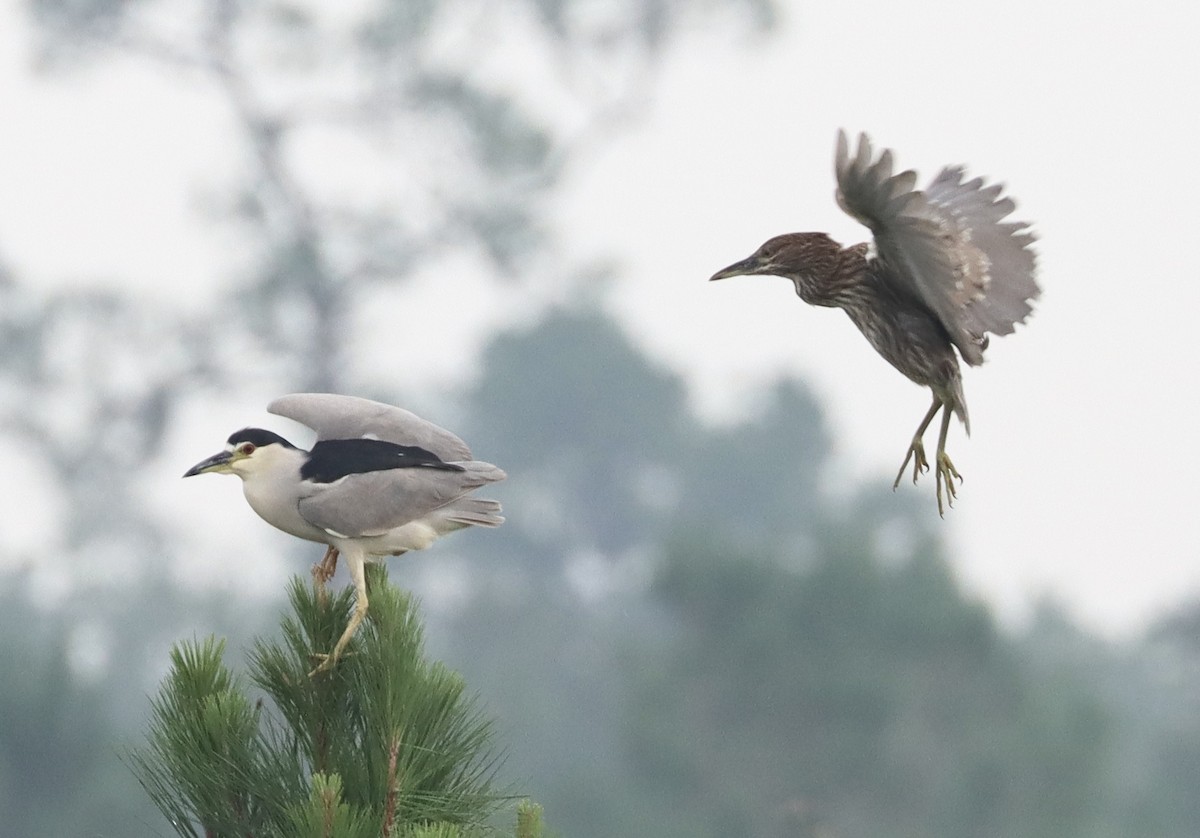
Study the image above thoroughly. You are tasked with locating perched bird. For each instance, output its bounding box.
[710,131,1039,514]
[184,393,505,674]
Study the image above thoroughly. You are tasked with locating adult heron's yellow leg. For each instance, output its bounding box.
[310,550,368,677]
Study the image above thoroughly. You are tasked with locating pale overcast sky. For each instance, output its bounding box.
[2,0,1198,635]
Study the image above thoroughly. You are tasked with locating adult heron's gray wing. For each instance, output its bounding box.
[269,393,473,462]
[296,461,505,538]
[835,130,1036,366]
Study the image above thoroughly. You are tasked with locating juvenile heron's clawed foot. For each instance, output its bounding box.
[935,452,963,517]
[895,397,964,516]
[893,438,930,490]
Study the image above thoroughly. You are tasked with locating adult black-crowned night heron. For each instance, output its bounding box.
[710,131,1039,515]
[184,393,505,674]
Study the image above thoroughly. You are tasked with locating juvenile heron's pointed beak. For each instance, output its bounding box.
[183,450,234,477]
[709,255,765,281]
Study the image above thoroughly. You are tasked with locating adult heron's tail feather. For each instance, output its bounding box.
[438,497,505,529]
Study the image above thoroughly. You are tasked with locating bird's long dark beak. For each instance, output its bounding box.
[183,450,234,477]
[709,255,764,282]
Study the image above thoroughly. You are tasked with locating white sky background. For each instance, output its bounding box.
[1,0,1198,636]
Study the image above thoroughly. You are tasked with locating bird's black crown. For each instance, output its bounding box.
[226,428,297,449]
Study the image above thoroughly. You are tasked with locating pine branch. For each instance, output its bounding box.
[130,566,542,837]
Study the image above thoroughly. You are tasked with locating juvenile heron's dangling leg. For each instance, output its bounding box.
[894,398,943,489]
[934,407,963,517]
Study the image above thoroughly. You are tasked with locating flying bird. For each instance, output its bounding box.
[184,393,505,674]
[710,131,1039,514]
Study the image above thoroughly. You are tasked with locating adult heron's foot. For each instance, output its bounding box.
[893,438,930,489]
[935,451,963,517]
[307,649,357,678]
[311,546,339,587]
[308,652,335,678]
[309,590,368,678]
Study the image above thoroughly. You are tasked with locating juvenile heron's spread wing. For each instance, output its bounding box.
[297,461,505,539]
[269,393,473,462]
[834,130,1039,367]
[923,166,1040,339]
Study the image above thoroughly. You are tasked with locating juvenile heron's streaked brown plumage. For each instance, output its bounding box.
[710,131,1039,515]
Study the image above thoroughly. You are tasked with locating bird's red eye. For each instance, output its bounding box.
[238,443,256,456]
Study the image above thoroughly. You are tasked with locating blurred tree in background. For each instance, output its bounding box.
[1,2,1199,837]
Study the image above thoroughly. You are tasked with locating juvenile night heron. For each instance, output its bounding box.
[710,131,1039,514]
[184,393,506,674]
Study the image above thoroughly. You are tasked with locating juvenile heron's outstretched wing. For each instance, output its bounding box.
[923,166,1040,340]
[834,130,1039,366]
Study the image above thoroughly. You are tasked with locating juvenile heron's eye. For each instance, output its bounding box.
[238,442,256,456]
